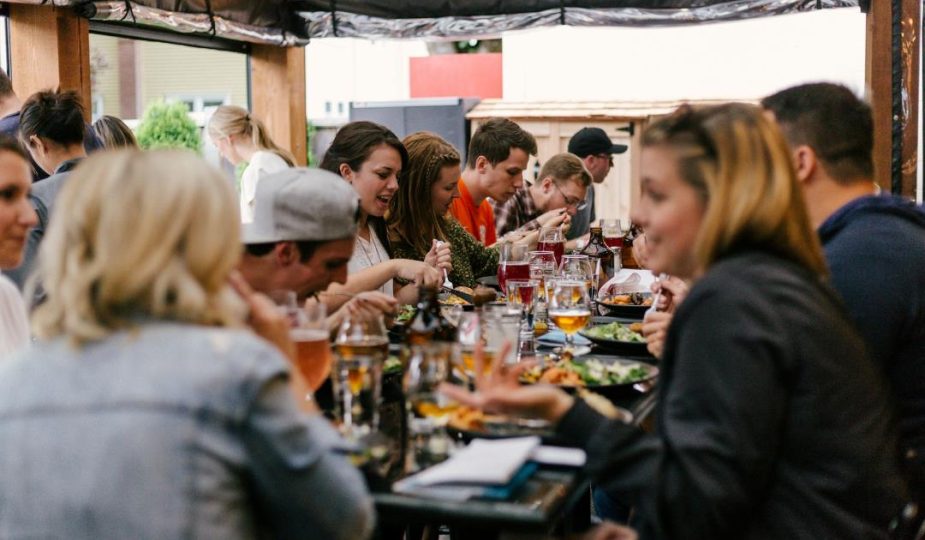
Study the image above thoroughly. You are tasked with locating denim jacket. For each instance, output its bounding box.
[0,322,374,539]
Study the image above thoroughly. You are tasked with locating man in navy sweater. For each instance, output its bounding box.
[763,83,925,501]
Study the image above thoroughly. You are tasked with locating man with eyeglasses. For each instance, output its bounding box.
[492,152,591,237]
[567,127,628,240]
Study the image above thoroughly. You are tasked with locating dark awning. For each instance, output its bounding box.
[6,0,860,45]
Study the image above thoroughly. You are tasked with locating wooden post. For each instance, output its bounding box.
[865,0,920,198]
[250,45,307,166]
[9,4,91,121]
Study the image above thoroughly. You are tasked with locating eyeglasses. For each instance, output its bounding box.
[552,182,588,211]
[595,154,614,166]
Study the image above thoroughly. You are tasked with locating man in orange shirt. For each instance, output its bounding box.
[450,118,537,245]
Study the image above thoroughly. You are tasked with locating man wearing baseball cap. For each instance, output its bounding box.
[567,127,628,239]
[238,167,396,322]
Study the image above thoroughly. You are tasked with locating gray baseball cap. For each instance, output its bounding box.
[242,167,360,244]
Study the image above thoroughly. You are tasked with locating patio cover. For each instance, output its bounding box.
[5,0,860,45]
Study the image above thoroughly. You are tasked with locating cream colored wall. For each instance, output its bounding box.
[138,41,248,112]
[89,34,121,118]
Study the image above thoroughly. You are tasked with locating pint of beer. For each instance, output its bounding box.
[291,328,332,391]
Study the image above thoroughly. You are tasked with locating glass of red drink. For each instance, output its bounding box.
[537,227,565,266]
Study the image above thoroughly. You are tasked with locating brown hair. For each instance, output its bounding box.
[761,83,873,184]
[320,121,408,176]
[0,69,13,99]
[92,115,138,149]
[388,131,461,257]
[538,153,592,187]
[207,105,295,166]
[466,117,537,169]
[20,89,85,147]
[643,103,828,277]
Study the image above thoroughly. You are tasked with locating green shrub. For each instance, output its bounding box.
[136,101,201,153]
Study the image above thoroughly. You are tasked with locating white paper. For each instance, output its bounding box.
[397,436,541,488]
[530,446,586,467]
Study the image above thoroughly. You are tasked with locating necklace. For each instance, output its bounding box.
[357,226,384,267]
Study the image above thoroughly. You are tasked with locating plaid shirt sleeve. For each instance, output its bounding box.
[492,194,525,238]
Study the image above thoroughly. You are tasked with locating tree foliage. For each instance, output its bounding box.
[136,101,201,152]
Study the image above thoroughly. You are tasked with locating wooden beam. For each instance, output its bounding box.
[9,4,91,121]
[898,0,920,198]
[865,0,921,198]
[866,0,893,194]
[250,45,307,166]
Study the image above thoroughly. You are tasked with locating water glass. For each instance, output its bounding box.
[404,343,458,469]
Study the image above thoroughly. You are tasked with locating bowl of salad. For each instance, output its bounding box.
[579,317,650,355]
[521,356,658,400]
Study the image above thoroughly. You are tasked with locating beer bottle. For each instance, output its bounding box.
[580,226,615,284]
[407,286,458,345]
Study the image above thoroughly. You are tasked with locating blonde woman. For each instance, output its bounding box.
[91,115,138,149]
[208,105,296,222]
[444,104,904,538]
[0,150,374,539]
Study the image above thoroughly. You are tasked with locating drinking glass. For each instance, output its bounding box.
[332,312,389,441]
[601,219,624,249]
[547,280,592,354]
[456,312,482,378]
[528,250,556,301]
[537,227,565,266]
[497,242,530,294]
[404,343,458,468]
[291,301,331,393]
[560,254,595,295]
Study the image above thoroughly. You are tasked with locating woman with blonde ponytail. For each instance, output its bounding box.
[208,105,295,222]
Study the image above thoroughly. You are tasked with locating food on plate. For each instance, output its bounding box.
[383,355,403,374]
[440,286,473,306]
[448,405,487,431]
[582,321,645,343]
[472,284,498,306]
[395,304,416,324]
[522,358,651,387]
[600,292,653,306]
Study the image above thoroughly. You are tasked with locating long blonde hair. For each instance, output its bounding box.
[207,105,296,166]
[643,103,828,277]
[30,149,246,344]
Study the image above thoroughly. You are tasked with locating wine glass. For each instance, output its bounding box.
[537,227,565,266]
[497,242,529,294]
[547,280,592,354]
[560,254,595,296]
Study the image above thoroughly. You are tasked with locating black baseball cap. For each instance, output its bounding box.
[568,127,628,158]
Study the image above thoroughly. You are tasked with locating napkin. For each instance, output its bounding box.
[393,437,541,500]
[537,330,591,347]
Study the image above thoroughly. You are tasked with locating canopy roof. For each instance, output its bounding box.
[9,0,860,46]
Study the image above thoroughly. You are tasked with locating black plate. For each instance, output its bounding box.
[528,355,658,402]
[437,292,475,311]
[597,292,653,319]
[476,275,501,291]
[580,316,649,355]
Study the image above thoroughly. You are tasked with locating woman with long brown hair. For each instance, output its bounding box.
[388,131,497,288]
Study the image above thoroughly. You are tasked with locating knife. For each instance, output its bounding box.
[441,286,474,304]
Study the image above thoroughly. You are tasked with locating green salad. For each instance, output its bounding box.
[582,321,645,343]
[395,304,416,324]
[383,356,403,374]
[573,359,651,385]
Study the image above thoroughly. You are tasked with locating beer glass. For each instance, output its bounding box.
[290,301,330,393]
[548,280,592,354]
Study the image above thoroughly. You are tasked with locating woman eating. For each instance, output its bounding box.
[388,131,499,288]
[0,149,374,538]
[320,121,444,307]
[443,103,905,539]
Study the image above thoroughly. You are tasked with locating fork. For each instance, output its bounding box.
[435,240,453,289]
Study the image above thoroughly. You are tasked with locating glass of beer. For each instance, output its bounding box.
[548,280,592,354]
[332,312,389,441]
[291,301,331,394]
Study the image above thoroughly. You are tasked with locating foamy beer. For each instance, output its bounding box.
[291,328,332,391]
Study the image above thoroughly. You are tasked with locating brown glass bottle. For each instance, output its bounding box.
[407,286,457,345]
[580,226,615,283]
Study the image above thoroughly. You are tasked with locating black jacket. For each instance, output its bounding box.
[818,195,925,463]
[557,251,906,539]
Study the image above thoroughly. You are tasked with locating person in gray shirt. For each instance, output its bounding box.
[0,149,374,539]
